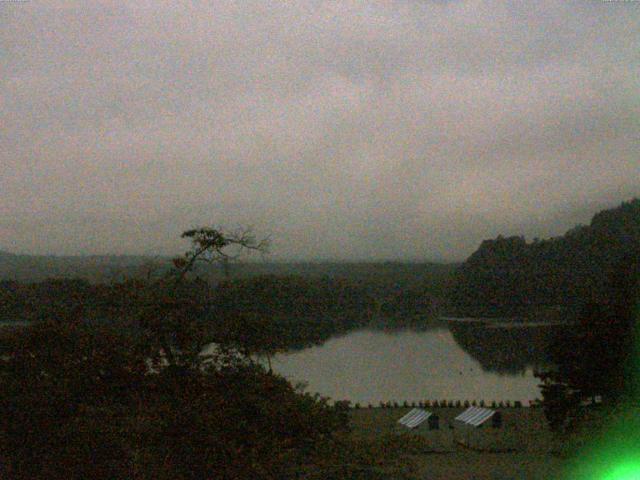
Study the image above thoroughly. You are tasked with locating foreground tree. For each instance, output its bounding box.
[0,320,149,479]
[2,227,400,479]
[536,250,640,433]
[129,226,269,369]
[0,319,356,479]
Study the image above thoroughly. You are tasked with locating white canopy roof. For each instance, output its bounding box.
[454,407,495,427]
[397,408,432,429]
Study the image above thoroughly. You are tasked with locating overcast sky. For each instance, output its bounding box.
[1,1,639,261]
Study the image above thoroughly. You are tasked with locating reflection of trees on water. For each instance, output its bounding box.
[447,321,568,375]
[368,316,446,333]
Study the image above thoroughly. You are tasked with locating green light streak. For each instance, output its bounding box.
[559,284,640,480]
[601,462,640,480]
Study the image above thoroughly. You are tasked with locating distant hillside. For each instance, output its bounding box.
[0,249,456,292]
[0,251,166,283]
[448,198,640,317]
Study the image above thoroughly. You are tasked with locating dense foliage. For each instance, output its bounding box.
[537,251,639,432]
[0,320,357,479]
[1,267,451,350]
[209,275,374,353]
[0,227,413,479]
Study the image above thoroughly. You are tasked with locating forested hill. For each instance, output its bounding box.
[448,199,640,318]
[0,249,455,290]
[0,251,159,283]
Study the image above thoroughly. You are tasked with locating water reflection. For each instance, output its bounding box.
[447,320,565,375]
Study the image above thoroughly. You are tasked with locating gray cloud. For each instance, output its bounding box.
[1,1,639,261]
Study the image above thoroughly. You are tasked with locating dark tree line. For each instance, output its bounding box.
[449,199,640,318]
[1,273,447,352]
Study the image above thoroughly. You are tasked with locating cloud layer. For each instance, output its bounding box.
[2,1,639,260]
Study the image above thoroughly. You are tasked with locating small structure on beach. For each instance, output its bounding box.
[455,406,497,428]
[396,408,438,434]
[454,407,505,450]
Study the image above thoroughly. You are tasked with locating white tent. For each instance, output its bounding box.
[454,407,495,427]
[396,408,448,449]
[454,407,505,450]
[397,408,432,429]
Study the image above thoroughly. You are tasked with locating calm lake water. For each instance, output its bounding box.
[270,322,565,405]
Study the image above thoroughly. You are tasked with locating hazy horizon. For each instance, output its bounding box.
[0,194,634,263]
[2,1,639,261]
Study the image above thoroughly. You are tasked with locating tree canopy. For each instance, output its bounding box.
[0,226,415,479]
[449,198,640,318]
